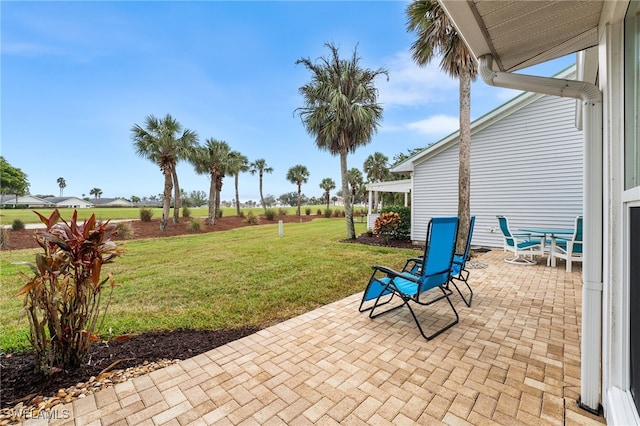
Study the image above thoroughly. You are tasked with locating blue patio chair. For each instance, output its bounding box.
[358,216,460,340]
[402,216,476,307]
[496,215,543,265]
[552,215,583,272]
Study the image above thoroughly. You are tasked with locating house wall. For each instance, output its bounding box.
[411,93,584,247]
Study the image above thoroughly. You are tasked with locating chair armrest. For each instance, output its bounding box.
[402,257,423,274]
[372,265,421,283]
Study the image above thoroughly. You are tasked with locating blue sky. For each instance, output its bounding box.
[1,1,575,203]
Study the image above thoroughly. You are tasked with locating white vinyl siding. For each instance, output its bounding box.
[411,93,583,248]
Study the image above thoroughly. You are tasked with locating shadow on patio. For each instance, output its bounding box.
[46,249,605,425]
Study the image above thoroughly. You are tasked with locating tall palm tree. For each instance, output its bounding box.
[191,138,231,224]
[319,177,336,210]
[406,0,478,252]
[286,164,310,216]
[364,152,390,213]
[296,42,388,239]
[131,114,198,231]
[227,151,249,216]
[57,177,66,197]
[249,159,273,214]
[90,188,102,199]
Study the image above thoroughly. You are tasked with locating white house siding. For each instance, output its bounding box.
[411,93,584,248]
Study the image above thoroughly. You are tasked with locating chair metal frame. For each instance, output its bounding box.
[358,217,460,340]
[402,216,476,307]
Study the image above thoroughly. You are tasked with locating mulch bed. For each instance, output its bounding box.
[0,213,415,410]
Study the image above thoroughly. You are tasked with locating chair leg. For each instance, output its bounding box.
[408,286,459,340]
[450,269,473,307]
[504,254,537,265]
[369,288,406,319]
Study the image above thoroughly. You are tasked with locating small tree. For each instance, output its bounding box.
[16,209,126,374]
[286,165,310,216]
[319,178,336,210]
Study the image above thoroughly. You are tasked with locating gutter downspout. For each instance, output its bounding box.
[479,55,604,414]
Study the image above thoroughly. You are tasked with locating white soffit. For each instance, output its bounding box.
[440,0,604,72]
[365,179,412,193]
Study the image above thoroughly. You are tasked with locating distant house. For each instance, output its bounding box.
[44,197,93,209]
[92,198,132,207]
[0,194,53,208]
[392,66,583,247]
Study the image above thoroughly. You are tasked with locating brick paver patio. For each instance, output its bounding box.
[43,249,606,425]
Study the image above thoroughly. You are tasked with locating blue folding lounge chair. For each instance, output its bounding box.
[402,216,476,307]
[552,215,583,272]
[496,215,543,265]
[358,216,460,340]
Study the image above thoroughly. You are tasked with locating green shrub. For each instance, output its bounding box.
[317,209,323,215]
[324,208,332,218]
[182,206,191,218]
[380,206,411,240]
[305,208,311,216]
[278,208,288,216]
[114,222,134,239]
[246,211,259,225]
[332,209,341,217]
[187,219,202,231]
[264,208,277,220]
[16,209,125,374]
[0,228,8,248]
[11,219,25,231]
[139,208,154,222]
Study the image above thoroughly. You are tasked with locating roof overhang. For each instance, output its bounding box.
[365,179,412,193]
[438,0,605,72]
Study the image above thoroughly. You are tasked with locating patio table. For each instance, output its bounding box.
[518,228,574,267]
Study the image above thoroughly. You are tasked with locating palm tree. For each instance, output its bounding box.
[90,188,102,199]
[249,159,274,214]
[296,42,388,239]
[191,138,231,224]
[57,177,66,197]
[347,167,364,205]
[286,164,310,216]
[319,178,336,210]
[364,152,390,213]
[227,151,249,216]
[131,114,198,231]
[406,0,478,252]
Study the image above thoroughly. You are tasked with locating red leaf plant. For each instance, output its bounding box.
[15,209,126,374]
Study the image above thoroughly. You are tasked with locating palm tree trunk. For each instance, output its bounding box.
[457,69,472,254]
[161,171,173,231]
[235,174,241,216]
[259,172,266,213]
[340,150,355,239]
[297,184,302,216]
[215,176,223,218]
[172,169,181,224]
[207,175,216,225]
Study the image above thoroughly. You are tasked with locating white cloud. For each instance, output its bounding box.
[377,50,458,107]
[407,114,459,136]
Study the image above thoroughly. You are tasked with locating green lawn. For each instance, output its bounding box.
[0,205,364,225]
[0,218,417,352]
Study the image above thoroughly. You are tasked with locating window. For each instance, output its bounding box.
[625,1,640,190]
